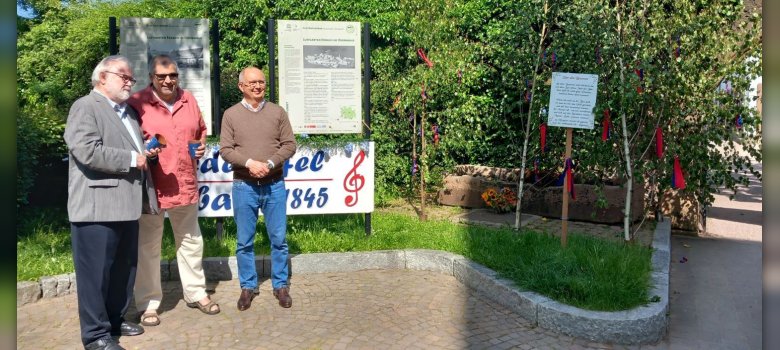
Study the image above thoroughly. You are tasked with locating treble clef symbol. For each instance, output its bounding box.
[343,150,366,207]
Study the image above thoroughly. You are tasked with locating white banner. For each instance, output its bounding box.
[119,17,214,135]
[547,72,598,129]
[197,142,374,216]
[278,20,362,134]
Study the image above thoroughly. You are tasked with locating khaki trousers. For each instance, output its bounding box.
[134,203,207,312]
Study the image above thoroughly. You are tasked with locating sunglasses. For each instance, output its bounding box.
[154,73,179,81]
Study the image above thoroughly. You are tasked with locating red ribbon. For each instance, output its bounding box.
[556,158,575,199]
[566,158,575,200]
[540,123,547,153]
[655,127,664,159]
[602,109,611,141]
[672,156,686,190]
[417,48,434,68]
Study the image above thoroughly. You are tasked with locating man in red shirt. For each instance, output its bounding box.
[127,55,220,326]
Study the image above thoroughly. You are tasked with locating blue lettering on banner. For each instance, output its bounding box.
[199,185,232,211]
[286,187,329,209]
[283,150,325,177]
[199,157,233,174]
[198,185,210,210]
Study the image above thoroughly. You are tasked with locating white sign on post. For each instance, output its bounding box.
[548,72,598,129]
[277,20,363,134]
[197,142,375,217]
[119,18,213,135]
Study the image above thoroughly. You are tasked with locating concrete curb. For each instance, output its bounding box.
[17,220,670,344]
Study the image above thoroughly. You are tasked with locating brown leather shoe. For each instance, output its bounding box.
[273,287,292,308]
[237,288,255,311]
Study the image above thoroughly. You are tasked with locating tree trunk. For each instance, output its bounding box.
[616,1,633,241]
[515,0,550,229]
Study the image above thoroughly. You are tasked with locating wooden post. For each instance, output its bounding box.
[561,128,573,248]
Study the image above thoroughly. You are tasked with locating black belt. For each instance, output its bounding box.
[233,177,281,186]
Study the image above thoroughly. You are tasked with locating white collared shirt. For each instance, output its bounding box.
[94,89,142,167]
[240,99,265,113]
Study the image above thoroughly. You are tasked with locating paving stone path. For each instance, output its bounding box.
[17,269,642,350]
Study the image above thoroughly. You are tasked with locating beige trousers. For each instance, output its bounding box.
[134,203,207,312]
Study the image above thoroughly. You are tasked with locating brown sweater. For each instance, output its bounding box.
[219,101,297,182]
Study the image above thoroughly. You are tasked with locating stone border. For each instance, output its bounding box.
[17,220,670,344]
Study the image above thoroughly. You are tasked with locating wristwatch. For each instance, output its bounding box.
[267,160,274,169]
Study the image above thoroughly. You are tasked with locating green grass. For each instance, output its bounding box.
[17,207,653,311]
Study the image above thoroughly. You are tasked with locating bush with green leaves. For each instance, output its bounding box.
[17,0,761,217]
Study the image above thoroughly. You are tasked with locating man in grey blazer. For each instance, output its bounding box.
[64,55,160,350]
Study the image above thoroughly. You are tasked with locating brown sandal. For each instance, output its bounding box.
[186,298,220,315]
[139,311,160,326]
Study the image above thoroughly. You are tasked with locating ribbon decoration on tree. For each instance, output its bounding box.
[634,66,644,93]
[524,79,532,102]
[432,125,440,145]
[417,48,434,68]
[457,69,463,84]
[555,158,576,200]
[655,127,664,159]
[539,107,549,153]
[411,156,418,176]
[671,156,686,190]
[602,108,611,141]
[551,51,557,70]
[735,114,743,128]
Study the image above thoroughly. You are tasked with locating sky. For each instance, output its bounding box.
[17,4,35,19]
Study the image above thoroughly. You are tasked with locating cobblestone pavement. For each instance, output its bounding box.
[17,269,647,350]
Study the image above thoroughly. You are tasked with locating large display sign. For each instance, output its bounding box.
[119,18,214,135]
[197,142,374,217]
[277,20,362,134]
[548,72,598,129]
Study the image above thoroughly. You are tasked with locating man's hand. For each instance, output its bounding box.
[246,159,269,178]
[144,147,162,158]
[136,153,148,171]
[195,143,206,159]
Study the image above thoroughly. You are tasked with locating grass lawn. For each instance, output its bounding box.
[17,205,653,311]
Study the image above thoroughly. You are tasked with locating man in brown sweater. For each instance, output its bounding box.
[219,66,297,310]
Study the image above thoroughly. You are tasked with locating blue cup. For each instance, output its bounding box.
[145,133,166,151]
[188,140,200,159]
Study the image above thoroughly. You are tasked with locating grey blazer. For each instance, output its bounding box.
[64,90,159,222]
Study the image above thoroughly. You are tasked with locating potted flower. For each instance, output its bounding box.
[480,187,517,214]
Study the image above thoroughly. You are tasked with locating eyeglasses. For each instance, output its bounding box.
[242,80,266,87]
[104,71,137,85]
[154,73,179,81]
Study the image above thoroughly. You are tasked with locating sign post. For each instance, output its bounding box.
[547,72,598,247]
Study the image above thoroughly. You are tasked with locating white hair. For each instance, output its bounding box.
[91,55,131,87]
[238,66,262,83]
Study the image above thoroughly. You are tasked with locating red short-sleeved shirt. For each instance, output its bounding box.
[128,86,206,209]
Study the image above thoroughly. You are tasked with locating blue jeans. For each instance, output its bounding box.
[232,179,289,290]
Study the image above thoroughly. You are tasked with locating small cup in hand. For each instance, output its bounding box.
[188,140,201,159]
[146,134,167,151]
